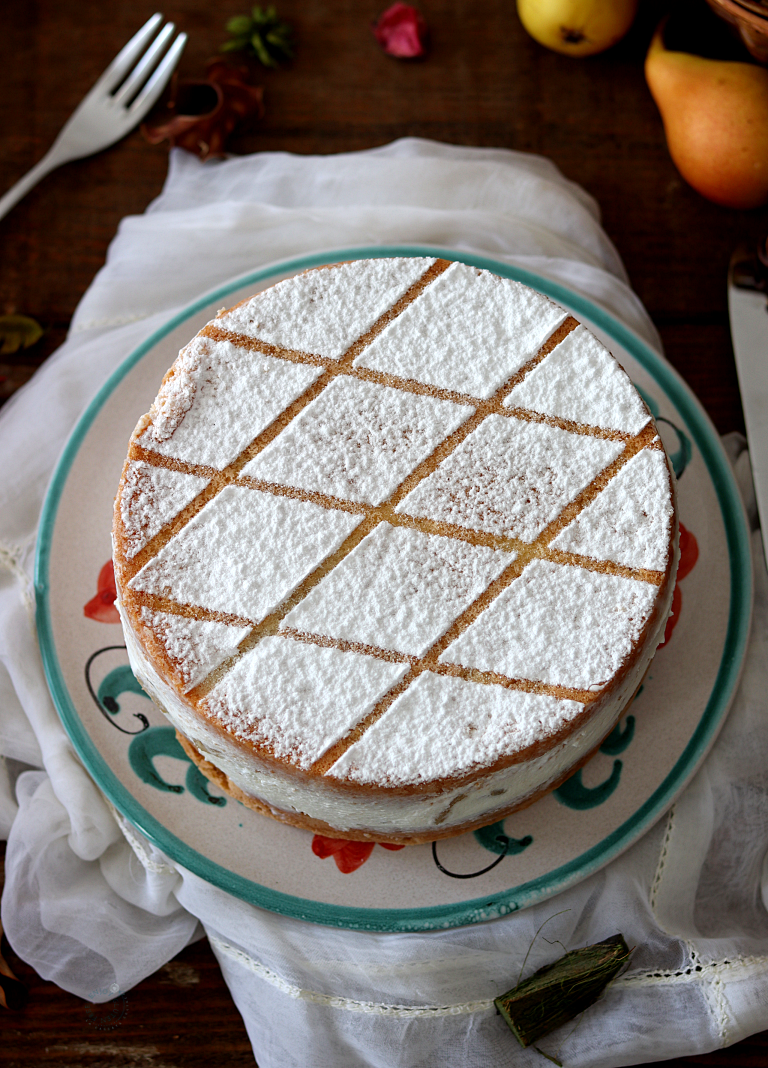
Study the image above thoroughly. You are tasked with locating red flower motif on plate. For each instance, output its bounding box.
[660,523,699,646]
[83,560,120,624]
[312,834,405,874]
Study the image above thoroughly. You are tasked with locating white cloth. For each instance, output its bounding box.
[2,139,768,1068]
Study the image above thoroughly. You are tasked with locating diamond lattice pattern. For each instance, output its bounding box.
[118,258,674,780]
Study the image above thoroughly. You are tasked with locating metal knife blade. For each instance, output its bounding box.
[728,245,768,562]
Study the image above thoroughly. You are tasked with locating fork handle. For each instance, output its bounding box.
[0,142,71,225]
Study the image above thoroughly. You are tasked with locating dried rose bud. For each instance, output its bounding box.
[372,3,428,59]
[141,61,264,161]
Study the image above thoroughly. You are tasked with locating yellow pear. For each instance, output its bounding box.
[516,0,638,57]
[645,23,768,209]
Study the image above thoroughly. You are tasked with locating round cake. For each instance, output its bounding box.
[113,256,678,844]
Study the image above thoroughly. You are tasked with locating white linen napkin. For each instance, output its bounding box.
[2,139,768,1068]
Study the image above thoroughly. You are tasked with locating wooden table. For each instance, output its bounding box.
[2,1,767,1064]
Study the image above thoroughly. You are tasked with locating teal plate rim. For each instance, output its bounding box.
[35,245,753,932]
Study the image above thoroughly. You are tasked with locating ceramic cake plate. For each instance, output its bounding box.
[35,247,752,932]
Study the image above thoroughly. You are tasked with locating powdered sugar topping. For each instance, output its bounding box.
[119,461,210,559]
[329,671,584,785]
[203,638,407,768]
[242,377,472,505]
[138,607,249,692]
[284,523,510,657]
[216,258,434,360]
[137,336,321,470]
[504,324,650,434]
[551,448,673,569]
[128,485,361,621]
[355,260,567,398]
[397,415,623,542]
[440,558,658,690]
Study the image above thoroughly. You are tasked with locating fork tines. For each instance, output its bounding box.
[98,12,187,112]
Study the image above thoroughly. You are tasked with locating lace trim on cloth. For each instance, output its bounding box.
[620,956,768,988]
[112,804,178,877]
[649,805,676,916]
[71,312,154,333]
[0,537,35,618]
[207,933,495,1017]
[205,930,768,1019]
[646,803,752,1047]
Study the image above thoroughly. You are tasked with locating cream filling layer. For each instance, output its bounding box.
[117,553,675,837]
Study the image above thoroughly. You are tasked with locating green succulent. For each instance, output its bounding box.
[221,6,294,68]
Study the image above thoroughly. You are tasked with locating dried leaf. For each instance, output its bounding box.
[495,934,631,1050]
[0,315,43,356]
[141,61,265,161]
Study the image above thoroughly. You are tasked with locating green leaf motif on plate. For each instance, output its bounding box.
[98,665,147,715]
[128,725,226,807]
[554,760,623,810]
[473,822,533,856]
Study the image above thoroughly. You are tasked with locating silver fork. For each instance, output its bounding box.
[0,13,186,223]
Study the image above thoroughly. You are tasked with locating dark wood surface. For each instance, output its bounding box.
[1,1,767,1064]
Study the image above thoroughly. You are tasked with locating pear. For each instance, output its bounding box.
[516,0,638,57]
[645,23,768,209]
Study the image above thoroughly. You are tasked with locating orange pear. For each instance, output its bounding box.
[645,23,768,209]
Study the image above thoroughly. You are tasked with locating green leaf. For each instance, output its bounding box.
[225,6,293,66]
[495,934,631,1049]
[265,29,293,55]
[225,15,253,35]
[0,314,43,356]
[251,32,277,67]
